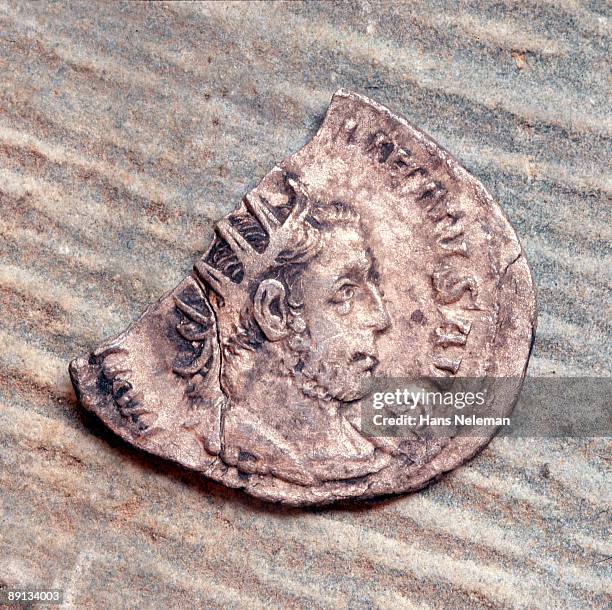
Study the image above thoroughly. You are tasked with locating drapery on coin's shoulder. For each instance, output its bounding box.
[70,89,536,506]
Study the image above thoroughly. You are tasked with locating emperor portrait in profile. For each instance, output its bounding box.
[189,174,394,484]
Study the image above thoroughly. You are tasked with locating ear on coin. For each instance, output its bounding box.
[253,279,290,341]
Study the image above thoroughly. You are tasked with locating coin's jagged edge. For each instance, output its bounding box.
[69,276,222,469]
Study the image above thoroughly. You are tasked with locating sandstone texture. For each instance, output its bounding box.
[0,2,609,609]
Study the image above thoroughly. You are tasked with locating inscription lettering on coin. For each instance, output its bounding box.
[70,90,536,505]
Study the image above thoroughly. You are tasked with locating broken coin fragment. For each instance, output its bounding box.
[70,90,536,506]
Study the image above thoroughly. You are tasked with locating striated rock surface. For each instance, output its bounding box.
[0,1,609,608]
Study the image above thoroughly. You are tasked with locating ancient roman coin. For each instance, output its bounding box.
[70,90,536,506]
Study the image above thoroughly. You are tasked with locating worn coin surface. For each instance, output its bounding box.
[70,90,536,506]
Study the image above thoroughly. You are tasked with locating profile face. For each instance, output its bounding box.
[298,225,391,401]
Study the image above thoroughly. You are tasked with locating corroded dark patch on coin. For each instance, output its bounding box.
[70,90,536,506]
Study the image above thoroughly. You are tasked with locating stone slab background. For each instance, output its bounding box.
[0,1,610,609]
